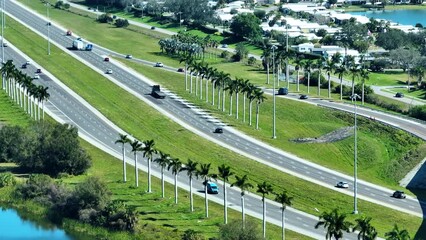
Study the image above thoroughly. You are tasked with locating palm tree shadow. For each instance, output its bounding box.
[406,162,426,239]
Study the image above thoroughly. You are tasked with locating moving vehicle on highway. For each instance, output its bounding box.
[336,181,349,188]
[393,190,406,199]
[207,182,219,194]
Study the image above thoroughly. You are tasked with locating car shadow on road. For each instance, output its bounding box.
[405,161,426,238]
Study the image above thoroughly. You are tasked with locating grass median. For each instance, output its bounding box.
[3,10,425,238]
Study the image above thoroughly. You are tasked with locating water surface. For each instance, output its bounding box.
[350,9,426,26]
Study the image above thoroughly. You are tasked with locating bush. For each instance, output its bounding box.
[304,71,326,87]
[97,14,113,23]
[220,51,230,59]
[114,19,129,28]
[408,105,426,121]
[218,219,262,240]
[0,172,16,187]
[247,56,257,66]
[365,94,405,113]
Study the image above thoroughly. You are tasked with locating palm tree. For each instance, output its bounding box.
[142,139,157,193]
[241,80,252,123]
[254,88,266,130]
[353,216,377,240]
[315,209,352,240]
[130,139,143,187]
[316,57,325,96]
[359,68,369,105]
[349,64,360,96]
[115,134,131,183]
[275,191,293,240]
[38,86,50,120]
[261,44,272,84]
[385,224,411,240]
[335,65,347,101]
[224,79,238,116]
[154,151,171,198]
[168,157,183,204]
[294,56,303,92]
[183,159,198,212]
[179,53,194,91]
[198,163,213,218]
[303,60,313,93]
[257,181,273,239]
[1,60,15,94]
[234,78,244,119]
[218,164,233,224]
[248,86,257,126]
[323,59,335,98]
[231,174,253,228]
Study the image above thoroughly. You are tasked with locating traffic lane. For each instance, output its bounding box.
[8,0,424,217]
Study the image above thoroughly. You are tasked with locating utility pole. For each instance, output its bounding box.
[351,94,360,215]
[47,2,50,55]
[272,45,278,139]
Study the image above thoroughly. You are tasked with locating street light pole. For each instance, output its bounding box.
[47,3,50,55]
[286,24,290,89]
[1,0,5,90]
[351,93,359,215]
[272,45,278,139]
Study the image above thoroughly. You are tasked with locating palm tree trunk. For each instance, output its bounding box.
[161,168,165,198]
[262,198,266,238]
[256,103,260,130]
[148,159,152,193]
[307,72,310,93]
[286,61,290,89]
[266,65,270,84]
[200,77,203,100]
[195,75,198,96]
[190,177,193,212]
[229,94,232,116]
[236,93,239,119]
[340,78,343,101]
[328,73,331,98]
[122,146,127,182]
[282,209,286,240]
[362,83,365,105]
[134,153,139,187]
[205,184,209,218]
[185,63,188,90]
[217,88,221,109]
[190,73,193,93]
[212,84,215,106]
[351,78,355,96]
[223,180,227,224]
[222,88,226,112]
[243,95,246,122]
[241,196,245,229]
[205,79,208,103]
[174,174,178,204]
[249,102,253,126]
[318,70,321,96]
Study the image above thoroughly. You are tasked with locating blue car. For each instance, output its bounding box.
[207,182,219,194]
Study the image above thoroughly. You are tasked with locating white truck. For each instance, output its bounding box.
[72,39,93,51]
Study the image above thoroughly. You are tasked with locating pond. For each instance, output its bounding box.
[350,9,426,26]
[0,208,73,240]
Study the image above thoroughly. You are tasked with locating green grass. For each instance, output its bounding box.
[0,91,32,127]
[8,2,426,237]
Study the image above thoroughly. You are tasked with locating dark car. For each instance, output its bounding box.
[151,26,156,30]
[21,64,27,69]
[278,87,288,95]
[36,69,42,74]
[177,68,185,72]
[299,94,308,100]
[395,92,404,98]
[104,57,110,62]
[393,190,406,199]
[214,127,223,134]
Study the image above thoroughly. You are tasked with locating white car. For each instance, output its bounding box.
[155,62,164,67]
[125,54,132,59]
[33,74,40,79]
[26,60,30,65]
[336,181,349,188]
[106,69,113,74]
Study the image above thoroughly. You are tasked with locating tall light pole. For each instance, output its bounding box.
[351,93,360,215]
[272,45,278,139]
[1,0,5,90]
[46,2,50,55]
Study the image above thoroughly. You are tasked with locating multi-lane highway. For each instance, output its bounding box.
[3,0,424,237]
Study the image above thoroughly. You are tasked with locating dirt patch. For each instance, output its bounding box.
[291,126,354,143]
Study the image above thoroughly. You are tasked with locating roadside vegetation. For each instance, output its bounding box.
[4,1,426,238]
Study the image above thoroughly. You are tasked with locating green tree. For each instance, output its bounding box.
[0,125,26,163]
[230,13,262,41]
[184,159,199,212]
[315,209,352,240]
[142,139,157,193]
[234,42,249,62]
[219,219,262,240]
[353,216,377,240]
[154,151,171,198]
[231,174,253,228]
[115,134,130,183]
[168,157,184,204]
[114,19,129,28]
[385,224,411,240]
[130,139,143,188]
[275,191,293,240]
[218,164,233,224]
[257,181,273,239]
[376,29,407,50]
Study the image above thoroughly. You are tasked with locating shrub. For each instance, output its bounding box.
[247,56,257,66]
[220,51,229,59]
[97,14,113,23]
[115,19,129,28]
[218,219,262,240]
[408,105,426,121]
[0,172,16,187]
[365,94,405,113]
[182,229,205,240]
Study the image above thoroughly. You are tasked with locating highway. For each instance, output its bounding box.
[3,0,425,235]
